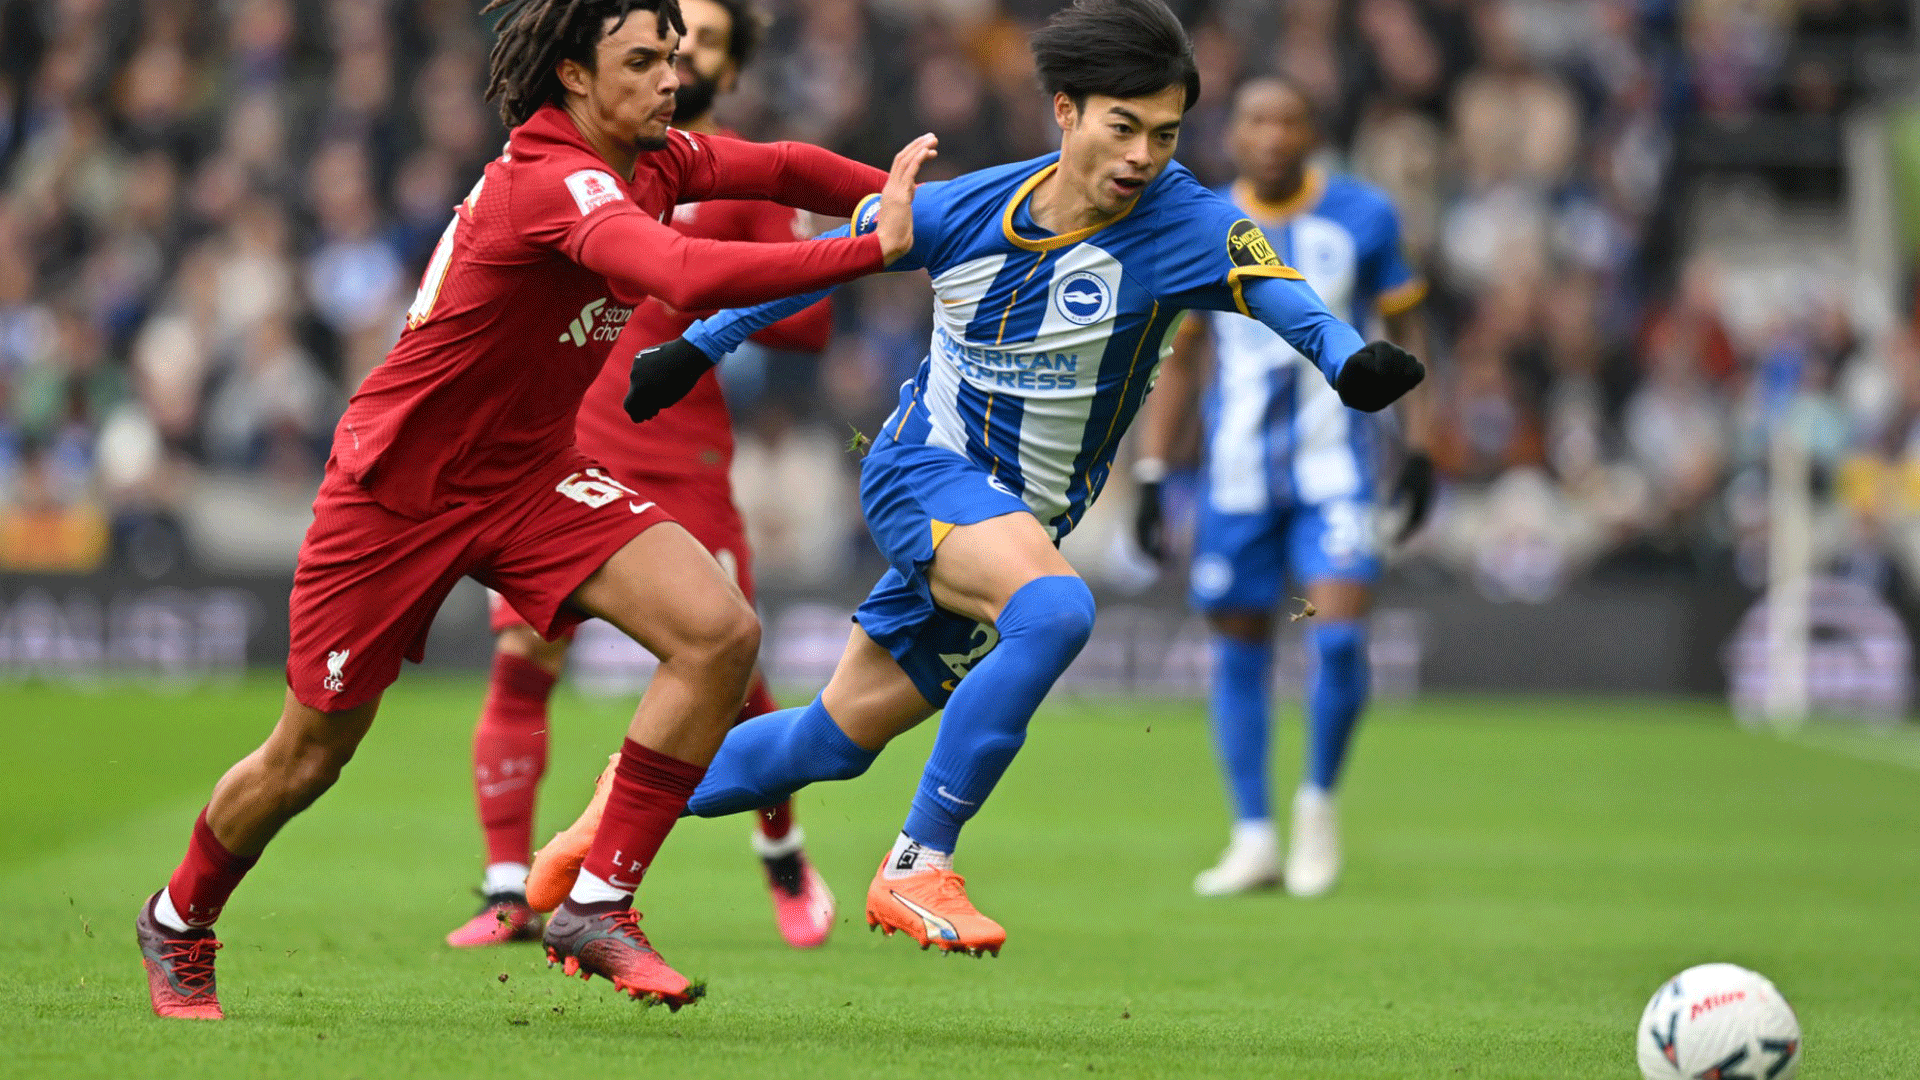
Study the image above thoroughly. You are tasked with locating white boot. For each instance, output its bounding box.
[1284,785,1340,897]
[1193,820,1280,896]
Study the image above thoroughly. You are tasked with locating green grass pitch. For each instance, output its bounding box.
[3,678,1917,1078]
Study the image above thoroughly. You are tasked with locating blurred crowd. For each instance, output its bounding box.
[1,0,1916,597]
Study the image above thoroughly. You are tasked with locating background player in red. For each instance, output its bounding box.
[134,0,937,1019]
[449,0,840,953]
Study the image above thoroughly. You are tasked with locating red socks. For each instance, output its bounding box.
[164,808,258,928]
[758,800,794,841]
[474,653,555,866]
[578,738,706,897]
[738,678,793,841]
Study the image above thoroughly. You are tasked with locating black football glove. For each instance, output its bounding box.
[624,337,715,423]
[1334,341,1425,413]
[1134,478,1166,562]
[1392,450,1435,543]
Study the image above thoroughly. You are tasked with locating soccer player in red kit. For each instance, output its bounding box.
[134,0,937,1018]
[449,0,839,953]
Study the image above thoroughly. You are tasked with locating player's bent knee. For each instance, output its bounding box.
[834,754,871,780]
[821,753,872,782]
[268,739,356,814]
[1020,575,1096,653]
[260,710,364,802]
[286,756,346,808]
[670,594,761,675]
[714,600,762,669]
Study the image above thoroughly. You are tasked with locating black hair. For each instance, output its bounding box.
[1234,73,1317,129]
[484,0,687,127]
[1030,0,1201,115]
[705,0,763,69]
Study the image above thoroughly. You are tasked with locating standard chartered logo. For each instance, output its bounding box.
[558,297,634,347]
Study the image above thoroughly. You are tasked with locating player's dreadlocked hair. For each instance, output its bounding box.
[1031,0,1201,114]
[483,0,688,127]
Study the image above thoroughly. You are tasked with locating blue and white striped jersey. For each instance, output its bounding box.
[1202,169,1424,513]
[684,152,1366,540]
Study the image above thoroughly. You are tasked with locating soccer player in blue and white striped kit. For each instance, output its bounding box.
[1134,77,1434,898]
[559,0,1424,954]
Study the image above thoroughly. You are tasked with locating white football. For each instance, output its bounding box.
[1637,963,1801,1080]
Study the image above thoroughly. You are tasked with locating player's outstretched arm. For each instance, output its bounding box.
[686,133,932,225]
[1239,275,1424,412]
[622,143,944,423]
[578,134,937,315]
[623,221,861,422]
[577,211,881,313]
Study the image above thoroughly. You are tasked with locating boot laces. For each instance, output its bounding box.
[160,938,221,1000]
[931,871,977,911]
[603,907,656,951]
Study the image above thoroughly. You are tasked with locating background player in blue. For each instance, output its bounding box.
[1133,76,1435,899]
[573,0,1423,955]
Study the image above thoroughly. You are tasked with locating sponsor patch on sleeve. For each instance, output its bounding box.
[564,169,625,216]
[1227,218,1281,268]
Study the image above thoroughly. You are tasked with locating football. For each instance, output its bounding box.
[1637,963,1801,1080]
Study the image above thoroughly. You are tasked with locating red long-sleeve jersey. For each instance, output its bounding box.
[332,104,885,517]
[574,148,835,485]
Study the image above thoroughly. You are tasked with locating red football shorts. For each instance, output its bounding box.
[287,450,676,712]
[487,474,753,636]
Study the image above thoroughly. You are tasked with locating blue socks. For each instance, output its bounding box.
[1209,635,1273,822]
[685,575,1100,856]
[1210,620,1370,813]
[901,575,1096,852]
[686,694,875,818]
[1305,621,1368,791]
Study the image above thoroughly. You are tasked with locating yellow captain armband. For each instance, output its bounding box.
[1224,219,1304,317]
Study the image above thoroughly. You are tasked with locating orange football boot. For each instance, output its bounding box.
[864,858,1005,957]
[136,892,224,1019]
[525,752,617,913]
